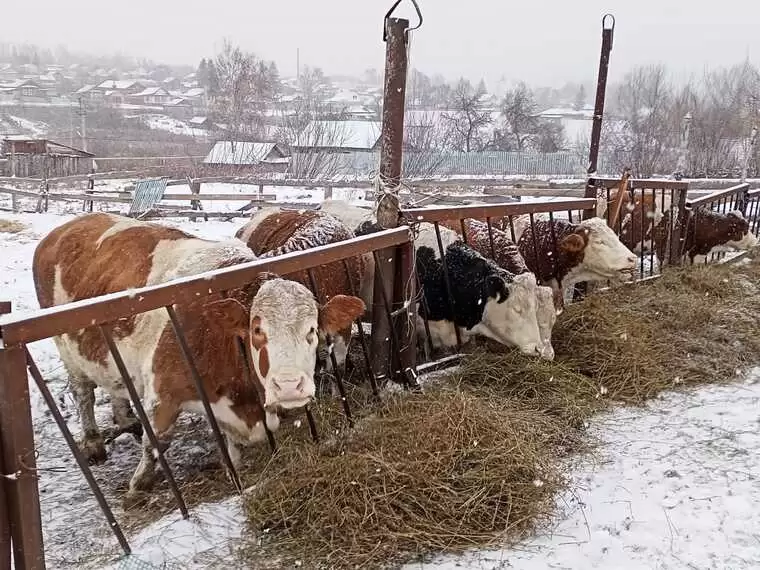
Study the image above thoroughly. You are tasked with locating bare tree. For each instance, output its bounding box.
[497,82,539,151]
[211,40,279,142]
[276,96,349,179]
[441,79,492,152]
[604,65,678,177]
[402,110,450,177]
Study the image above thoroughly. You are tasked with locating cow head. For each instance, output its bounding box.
[563,217,637,285]
[210,278,365,412]
[472,270,545,357]
[720,211,758,251]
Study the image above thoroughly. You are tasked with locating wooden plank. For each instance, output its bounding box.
[0,227,413,346]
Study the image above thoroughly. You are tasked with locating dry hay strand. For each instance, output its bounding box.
[0,219,27,233]
[241,386,571,569]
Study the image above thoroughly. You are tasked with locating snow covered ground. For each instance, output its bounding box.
[2,206,759,569]
[137,114,208,138]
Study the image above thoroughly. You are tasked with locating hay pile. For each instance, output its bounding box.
[0,219,27,233]
[233,256,760,569]
[242,387,574,569]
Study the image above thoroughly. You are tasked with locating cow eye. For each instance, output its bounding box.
[253,326,263,336]
[307,327,317,342]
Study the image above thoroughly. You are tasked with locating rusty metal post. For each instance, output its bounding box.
[0,302,10,570]
[583,14,616,219]
[0,338,46,570]
[667,187,689,266]
[395,239,419,388]
[371,14,410,382]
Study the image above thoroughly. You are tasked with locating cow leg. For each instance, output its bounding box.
[108,397,143,441]
[70,375,107,464]
[128,399,178,494]
[548,279,565,315]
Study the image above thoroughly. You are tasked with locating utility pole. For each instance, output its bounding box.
[78,97,87,152]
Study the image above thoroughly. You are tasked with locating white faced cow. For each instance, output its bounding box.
[32,213,364,494]
[517,216,638,311]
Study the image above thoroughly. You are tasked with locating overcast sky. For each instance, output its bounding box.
[4,0,759,87]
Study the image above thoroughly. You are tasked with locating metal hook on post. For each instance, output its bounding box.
[383,0,423,42]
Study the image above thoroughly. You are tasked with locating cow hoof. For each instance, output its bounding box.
[123,489,150,510]
[81,437,107,465]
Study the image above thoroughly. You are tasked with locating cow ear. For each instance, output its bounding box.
[206,298,249,338]
[559,233,586,253]
[319,295,366,335]
[486,275,509,304]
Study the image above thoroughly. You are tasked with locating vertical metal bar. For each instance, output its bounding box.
[639,190,646,277]
[341,260,379,399]
[507,216,517,242]
[605,186,612,226]
[416,271,436,361]
[372,250,412,384]
[528,213,543,280]
[395,240,419,389]
[432,223,463,351]
[0,432,9,570]
[372,14,410,383]
[306,269,353,424]
[459,218,468,245]
[0,342,46,570]
[305,407,319,442]
[486,217,497,259]
[24,349,131,556]
[235,338,276,453]
[0,303,14,570]
[583,14,616,218]
[98,326,189,518]
[648,188,656,275]
[165,306,242,492]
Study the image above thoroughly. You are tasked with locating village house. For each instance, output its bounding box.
[202,140,289,174]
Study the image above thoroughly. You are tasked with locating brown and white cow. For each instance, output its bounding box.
[517,216,638,310]
[235,209,366,371]
[32,213,364,493]
[652,207,758,264]
[603,188,662,254]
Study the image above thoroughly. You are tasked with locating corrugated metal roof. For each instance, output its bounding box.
[203,141,278,165]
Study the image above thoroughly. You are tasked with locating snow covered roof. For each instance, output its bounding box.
[203,141,283,165]
[189,116,209,125]
[182,87,205,98]
[75,84,95,94]
[295,120,381,150]
[132,87,170,97]
[96,80,141,91]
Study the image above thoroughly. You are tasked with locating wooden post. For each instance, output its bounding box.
[0,303,46,570]
[10,191,17,213]
[324,186,333,200]
[371,15,410,384]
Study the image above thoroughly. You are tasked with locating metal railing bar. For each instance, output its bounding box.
[24,347,132,556]
[98,325,189,517]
